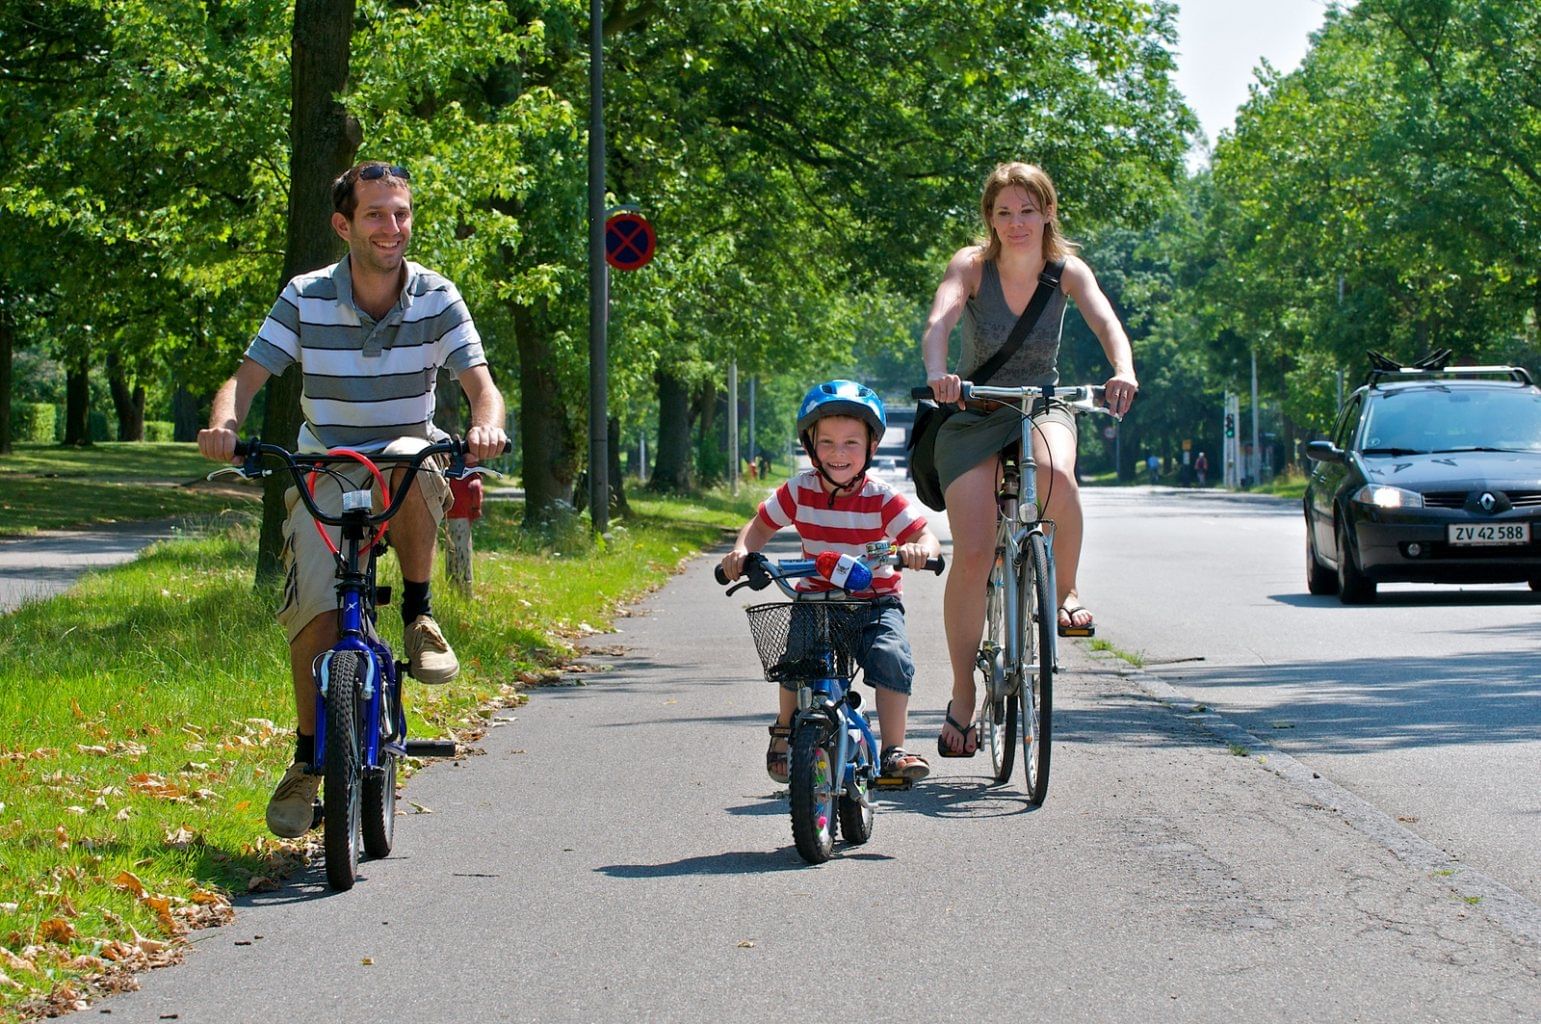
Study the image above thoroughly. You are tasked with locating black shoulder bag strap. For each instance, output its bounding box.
[969,258,1065,386]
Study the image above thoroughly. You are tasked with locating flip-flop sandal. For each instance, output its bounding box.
[1058,603,1096,638]
[766,723,791,784]
[937,700,979,758]
[880,746,932,781]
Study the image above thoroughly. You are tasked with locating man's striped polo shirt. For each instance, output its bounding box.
[245,256,486,452]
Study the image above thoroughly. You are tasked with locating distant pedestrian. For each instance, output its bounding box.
[1194,450,1209,487]
[1146,453,1160,485]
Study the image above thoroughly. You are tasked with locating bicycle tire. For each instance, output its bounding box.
[1020,532,1053,806]
[362,663,398,858]
[836,722,874,846]
[789,719,837,864]
[323,651,364,890]
[983,547,1017,783]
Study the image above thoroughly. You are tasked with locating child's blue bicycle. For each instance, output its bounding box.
[717,544,944,864]
[214,437,502,890]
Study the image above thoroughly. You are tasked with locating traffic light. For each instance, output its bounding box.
[1224,413,1235,438]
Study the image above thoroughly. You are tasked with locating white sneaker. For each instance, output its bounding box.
[265,761,322,838]
[405,615,459,684]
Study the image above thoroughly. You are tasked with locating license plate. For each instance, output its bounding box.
[1447,523,1531,546]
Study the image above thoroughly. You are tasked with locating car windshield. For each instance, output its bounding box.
[1360,387,1541,454]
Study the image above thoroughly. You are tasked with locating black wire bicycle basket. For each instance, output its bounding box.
[743,601,876,684]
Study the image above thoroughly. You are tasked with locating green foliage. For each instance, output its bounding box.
[8,403,55,444]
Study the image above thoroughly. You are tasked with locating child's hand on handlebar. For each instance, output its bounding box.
[719,547,751,581]
[896,542,937,571]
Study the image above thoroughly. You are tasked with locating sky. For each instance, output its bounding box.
[1170,0,1339,163]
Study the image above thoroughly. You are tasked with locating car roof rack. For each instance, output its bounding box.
[1364,348,1533,387]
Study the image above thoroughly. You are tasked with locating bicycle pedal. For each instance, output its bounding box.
[1058,625,1095,638]
[309,799,324,830]
[872,775,913,790]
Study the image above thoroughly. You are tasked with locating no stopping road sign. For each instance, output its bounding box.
[605,212,656,271]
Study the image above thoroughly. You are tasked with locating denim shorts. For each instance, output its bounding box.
[777,598,915,696]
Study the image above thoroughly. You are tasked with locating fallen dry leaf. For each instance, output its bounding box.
[113,871,147,897]
[37,917,77,942]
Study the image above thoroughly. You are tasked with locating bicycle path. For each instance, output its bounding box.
[91,514,1541,1023]
[0,521,176,614]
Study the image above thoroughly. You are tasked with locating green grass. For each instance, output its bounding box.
[0,483,756,1019]
[1089,637,1144,668]
[0,442,259,536]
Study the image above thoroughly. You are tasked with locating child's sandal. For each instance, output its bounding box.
[880,745,931,781]
[766,723,792,784]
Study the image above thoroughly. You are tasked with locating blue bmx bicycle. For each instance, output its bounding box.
[717,544,944,864]
[213,437,503,890]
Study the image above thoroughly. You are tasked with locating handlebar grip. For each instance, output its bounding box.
[714,565,731,585]
[911,386,935,400]
[924,555,946,575]
[232,439,253,457]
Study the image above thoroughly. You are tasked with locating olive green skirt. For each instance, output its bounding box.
[934,400,1078,497]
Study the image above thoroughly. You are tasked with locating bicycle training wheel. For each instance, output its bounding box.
[983,549,1017,784]
[361,670,397,858]
[789,719,837,864]
[323,651,365,890]
[1019,532,1054,806]
[837,722,874,847]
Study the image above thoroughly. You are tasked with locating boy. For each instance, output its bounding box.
[719,379,941,782]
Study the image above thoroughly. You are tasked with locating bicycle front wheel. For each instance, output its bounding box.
[789,719,837,864]
[983,547,1017,783]
[323,652,364,890]
[1020,532,1054,806]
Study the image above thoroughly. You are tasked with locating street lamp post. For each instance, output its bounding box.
[587,0,608,533]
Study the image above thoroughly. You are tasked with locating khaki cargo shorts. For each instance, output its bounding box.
[276,438,453,643]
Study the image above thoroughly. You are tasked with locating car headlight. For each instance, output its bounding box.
[1352,484,1424,509]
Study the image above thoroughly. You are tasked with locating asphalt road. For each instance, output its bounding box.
[1078,486,1541,914]
[84,475,1541,1023]
[0,521,177,614]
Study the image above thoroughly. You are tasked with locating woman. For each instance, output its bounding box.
[922,162,1138,757]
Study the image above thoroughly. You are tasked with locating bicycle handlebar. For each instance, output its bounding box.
[911,382,1111,415]
[225,437,510,530]
[716,548,946,598]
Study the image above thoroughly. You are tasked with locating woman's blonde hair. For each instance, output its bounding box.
[977,162,1078,263]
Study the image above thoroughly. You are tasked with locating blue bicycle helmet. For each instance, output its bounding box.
[795,380,886,439]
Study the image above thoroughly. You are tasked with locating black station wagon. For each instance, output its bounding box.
[1303,362,1541,604]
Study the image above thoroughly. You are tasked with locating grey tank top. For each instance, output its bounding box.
[959,258,1068,387]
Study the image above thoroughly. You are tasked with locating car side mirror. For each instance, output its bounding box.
[1305,440,1345,464]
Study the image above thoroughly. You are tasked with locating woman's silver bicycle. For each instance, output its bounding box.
[915,381,1114,806]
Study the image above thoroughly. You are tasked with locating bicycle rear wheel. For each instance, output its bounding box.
[836,719,874,846]
[362,677,397,860]
[982,547,1017,783]
[323,652,364,890]
[1020,532,1054,806]
[789,718,837,864]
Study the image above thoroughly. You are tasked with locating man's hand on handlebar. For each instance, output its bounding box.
[198,426,242,466]
[464,424,509,466]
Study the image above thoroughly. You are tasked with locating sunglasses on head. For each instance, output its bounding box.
[358,164,410,182]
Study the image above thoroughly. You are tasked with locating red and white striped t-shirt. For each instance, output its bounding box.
[756,470,927,596]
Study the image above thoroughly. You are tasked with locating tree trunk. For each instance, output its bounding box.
[433,369,464,435]
[513,298,577,523]
[256,0,361,584]
[171,384,203,442]
[0,302,12,454]
[607,415,632,519]
[650,368,693,492]
[694,378,720,486]
[63,359,91,446]
[107,352,145,442]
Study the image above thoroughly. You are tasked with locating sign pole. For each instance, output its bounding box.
[587,0,608,533]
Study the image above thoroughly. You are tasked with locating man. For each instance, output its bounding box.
[199,160,508,838]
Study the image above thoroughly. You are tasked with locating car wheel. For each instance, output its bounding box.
[1336,522,1376,605]
[1306,518,1339,596]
